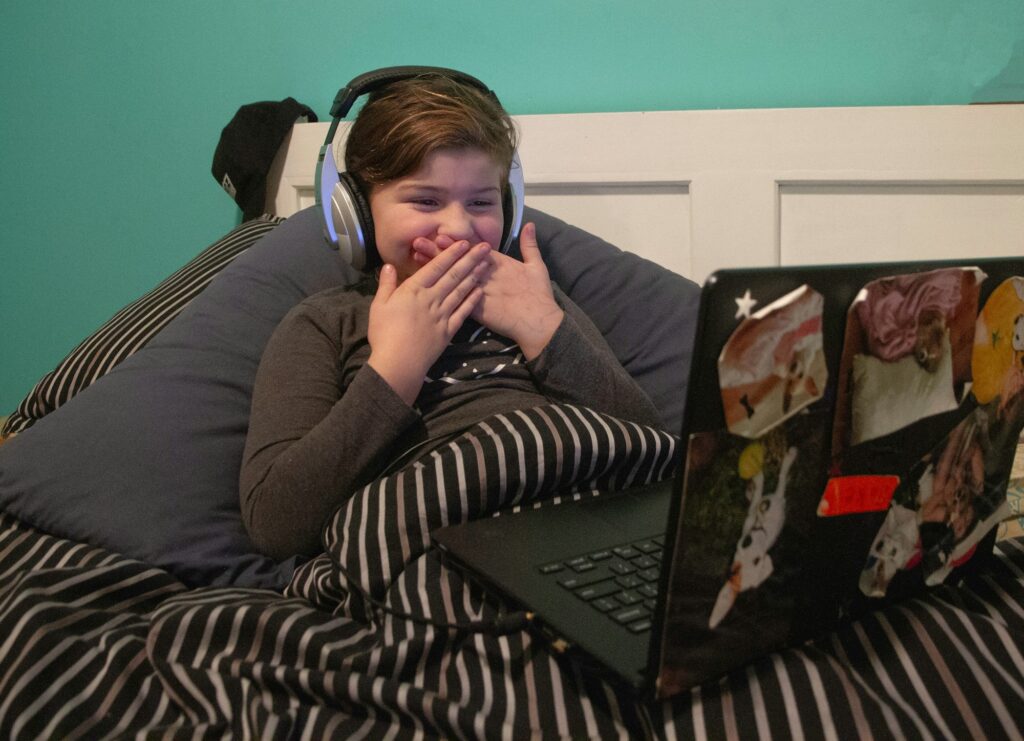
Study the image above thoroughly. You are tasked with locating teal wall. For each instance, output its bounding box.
[2,0,1022,413]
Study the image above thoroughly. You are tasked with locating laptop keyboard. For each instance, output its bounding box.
[538,536,663,634]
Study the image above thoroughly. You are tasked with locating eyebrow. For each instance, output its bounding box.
[396,184,500,195]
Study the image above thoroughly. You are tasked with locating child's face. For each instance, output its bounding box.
[370,148,505,283]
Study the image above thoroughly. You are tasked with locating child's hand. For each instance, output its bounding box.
[411,235,455,266]
[472,222,564,359]
[368,240,490,405]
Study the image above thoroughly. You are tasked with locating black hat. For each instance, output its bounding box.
[212,97,317,221]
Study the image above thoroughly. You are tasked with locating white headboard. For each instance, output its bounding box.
[266,104,1024,284]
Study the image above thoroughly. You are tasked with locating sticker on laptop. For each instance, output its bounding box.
[709,441,799,628]
[856,274,1024,599]
[656,410,830,697]
[971,276,1024,409]
[718,285,827,439]
[830,267,984,471]
[859,503,924,598]
[817,475,900,517]
[859,402,1020,598]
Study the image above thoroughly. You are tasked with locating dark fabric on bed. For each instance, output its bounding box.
[1,407,1022,738]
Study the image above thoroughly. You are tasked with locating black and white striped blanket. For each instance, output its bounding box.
[2,404,1023,738]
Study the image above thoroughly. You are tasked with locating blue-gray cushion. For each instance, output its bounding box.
[0,208,356,587]
[524,207,700,433]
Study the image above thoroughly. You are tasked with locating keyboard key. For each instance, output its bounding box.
[612,605,650,624]
[609,560,636,576]
[616,590,642,606]
[632,555,657,570]
[612,545,640,559]
[634,540,661,554]
[558,568,611,590]
[615,575,643,590]
[639,567,660,583]
[588,549,613,561]
[570,561,597,573]
[592,597,619,613]
[628,619,652,633]
[539,563,564,574]
[575,580,619,601]
[638,583,658,598]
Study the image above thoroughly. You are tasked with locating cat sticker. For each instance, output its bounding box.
[719,285,827,439]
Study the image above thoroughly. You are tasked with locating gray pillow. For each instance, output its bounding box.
[524,207,700,433]
[0,208,356,588]
[0,205,698,589]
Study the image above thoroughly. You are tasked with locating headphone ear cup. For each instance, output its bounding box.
[338,172,380,270]
[501,151,525,253]
[500,188,514,252]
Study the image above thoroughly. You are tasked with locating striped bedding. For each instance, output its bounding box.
[1,404,1023,739]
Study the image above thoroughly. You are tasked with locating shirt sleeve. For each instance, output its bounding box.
[526,285,663,430]
[239,298,422,560]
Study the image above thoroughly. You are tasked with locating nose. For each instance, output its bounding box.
[436,204,475,242]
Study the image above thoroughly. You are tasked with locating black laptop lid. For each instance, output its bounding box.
[650,257,1024,698]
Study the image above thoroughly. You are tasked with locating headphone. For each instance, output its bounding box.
[316,66,525,271]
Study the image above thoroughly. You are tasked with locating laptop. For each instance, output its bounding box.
[431,256,1024,700]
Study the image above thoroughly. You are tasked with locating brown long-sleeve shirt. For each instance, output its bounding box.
[240,279,661,560]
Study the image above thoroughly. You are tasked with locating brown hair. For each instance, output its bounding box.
[344,74,517,193]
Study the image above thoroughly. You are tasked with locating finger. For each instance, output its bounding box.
[425,242,491,294]
[412,237,441,262]
[448,286,484,332]
[434,235,456,251]
[475,253,496,282]
[443,242,492,290]
[414,240,473,287]
[518,222,541,263]
[374,264,398,302]
[439,259,489,316]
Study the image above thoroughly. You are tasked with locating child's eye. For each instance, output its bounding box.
[411,198,439,208]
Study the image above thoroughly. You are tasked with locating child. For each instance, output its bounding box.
[240,72,660,560]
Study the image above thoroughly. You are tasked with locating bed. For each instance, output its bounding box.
[1,103,1023,738]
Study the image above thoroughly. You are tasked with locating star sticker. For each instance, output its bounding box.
[735,289,757,319]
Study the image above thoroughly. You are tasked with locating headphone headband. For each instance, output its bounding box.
[330,66,498,119]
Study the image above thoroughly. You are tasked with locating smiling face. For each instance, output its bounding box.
[369,148,505,283]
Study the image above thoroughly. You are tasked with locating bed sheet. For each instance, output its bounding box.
[2,406,1023,739]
